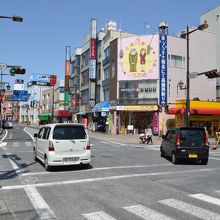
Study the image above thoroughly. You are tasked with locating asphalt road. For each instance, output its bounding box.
[0,125,220,220]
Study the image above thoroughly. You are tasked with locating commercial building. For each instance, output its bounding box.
[69,19,216,135]
[200,6,220,100]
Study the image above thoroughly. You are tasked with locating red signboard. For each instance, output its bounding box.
[90,39,97,59]
[50,75,57,86]
[71,98,76,107]
[0,94,4,102]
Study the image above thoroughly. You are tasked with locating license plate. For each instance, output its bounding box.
[189,153,197,158]
[63,157,79,163]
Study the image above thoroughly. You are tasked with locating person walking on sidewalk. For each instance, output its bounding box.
[146,126,153,144]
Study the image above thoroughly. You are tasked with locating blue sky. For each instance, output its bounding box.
[0,0,219,88]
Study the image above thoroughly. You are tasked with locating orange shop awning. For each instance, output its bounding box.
[167,108,220,115]
[54,110,71,117]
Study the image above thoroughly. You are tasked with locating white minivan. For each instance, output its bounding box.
[33,123,91,171]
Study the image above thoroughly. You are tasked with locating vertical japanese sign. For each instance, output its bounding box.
[159,34,167,106]
[90,19,97,81]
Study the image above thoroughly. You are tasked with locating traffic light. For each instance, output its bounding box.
[205,70,220,79]
[9,67,26,75]
[164,104,169,112]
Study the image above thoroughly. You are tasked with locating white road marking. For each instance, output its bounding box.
[0,168,218,190]
[23,127,35,141]
[209,157,220,161]
[210,152,220,154]
[20,163,173,176]
[6,153,23,176]
[190,193,220,206]
[25,142,33,147]
[0,142,7,148]
[82,211,116,220]
[12,142,20,147]
[110,141,125,146]
[24,186,57,220]
[159,198,220,220]
[100,141,109,144]
[124,204,175,220]
[0,129,8,143]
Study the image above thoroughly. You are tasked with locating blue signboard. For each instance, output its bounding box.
[27,73,51,87]
[159,34,167,106]
[13,90,28,102]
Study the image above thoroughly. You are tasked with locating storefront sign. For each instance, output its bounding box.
[89,60,96,80]
[90,39,97,59]
[159,34,167,106]
[116,105,158,111]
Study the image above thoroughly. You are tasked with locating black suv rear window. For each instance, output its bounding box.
[180,129,205,147]
[53,125,87,140]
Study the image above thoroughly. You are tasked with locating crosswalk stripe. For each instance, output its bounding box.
[159,198,220,220]
[13,142,20,147]
[82,211,116,220]
[24,186,57,220]
[190,193,220,206]
[124,204,175,220]
[25,142,33,147]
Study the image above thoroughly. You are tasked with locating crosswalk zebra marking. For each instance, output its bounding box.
[190,193,220,206]
[24,186,57,220]
[159,198,220,220]
[4,142,33,148]
[82,211,116,220]
[124,204,175,220]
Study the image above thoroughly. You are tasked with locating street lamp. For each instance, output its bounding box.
[180,22,208,126]
[0,15,23,22]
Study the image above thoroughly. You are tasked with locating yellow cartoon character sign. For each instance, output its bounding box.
[118,36,158,81]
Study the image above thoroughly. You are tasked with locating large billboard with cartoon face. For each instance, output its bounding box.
[118,35,159,81]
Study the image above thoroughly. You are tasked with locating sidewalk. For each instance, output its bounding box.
[87,130,162,145]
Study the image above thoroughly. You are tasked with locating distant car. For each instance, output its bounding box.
[3,120,13,129]
[160,127,209,165]
[33,123,91,171]
[96,123,106,132]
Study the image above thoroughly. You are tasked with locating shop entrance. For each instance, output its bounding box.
[120,111,154,134]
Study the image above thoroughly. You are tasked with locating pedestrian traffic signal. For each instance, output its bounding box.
[9,67,26,75]
[205,70,220,79]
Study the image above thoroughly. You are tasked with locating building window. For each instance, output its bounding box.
[97,63,101,81]
[81,89,89,105]
[104,47,110,59]
[111,60,116,78]
[103,87,109,100]
[81,69,89,86]
[168,54,185,68]
[81,50,90,68]
[104,67,110,80]
[97,41,101,58]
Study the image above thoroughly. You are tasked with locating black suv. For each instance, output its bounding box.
[160,127,209,165]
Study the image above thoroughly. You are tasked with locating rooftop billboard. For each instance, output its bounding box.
[117,35,159,81]
[27,74,51,87]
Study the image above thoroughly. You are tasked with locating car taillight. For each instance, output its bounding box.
[48,141,55,151]
[205,131,209,145]
[86,144,90,150]
[176,133,181,147]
